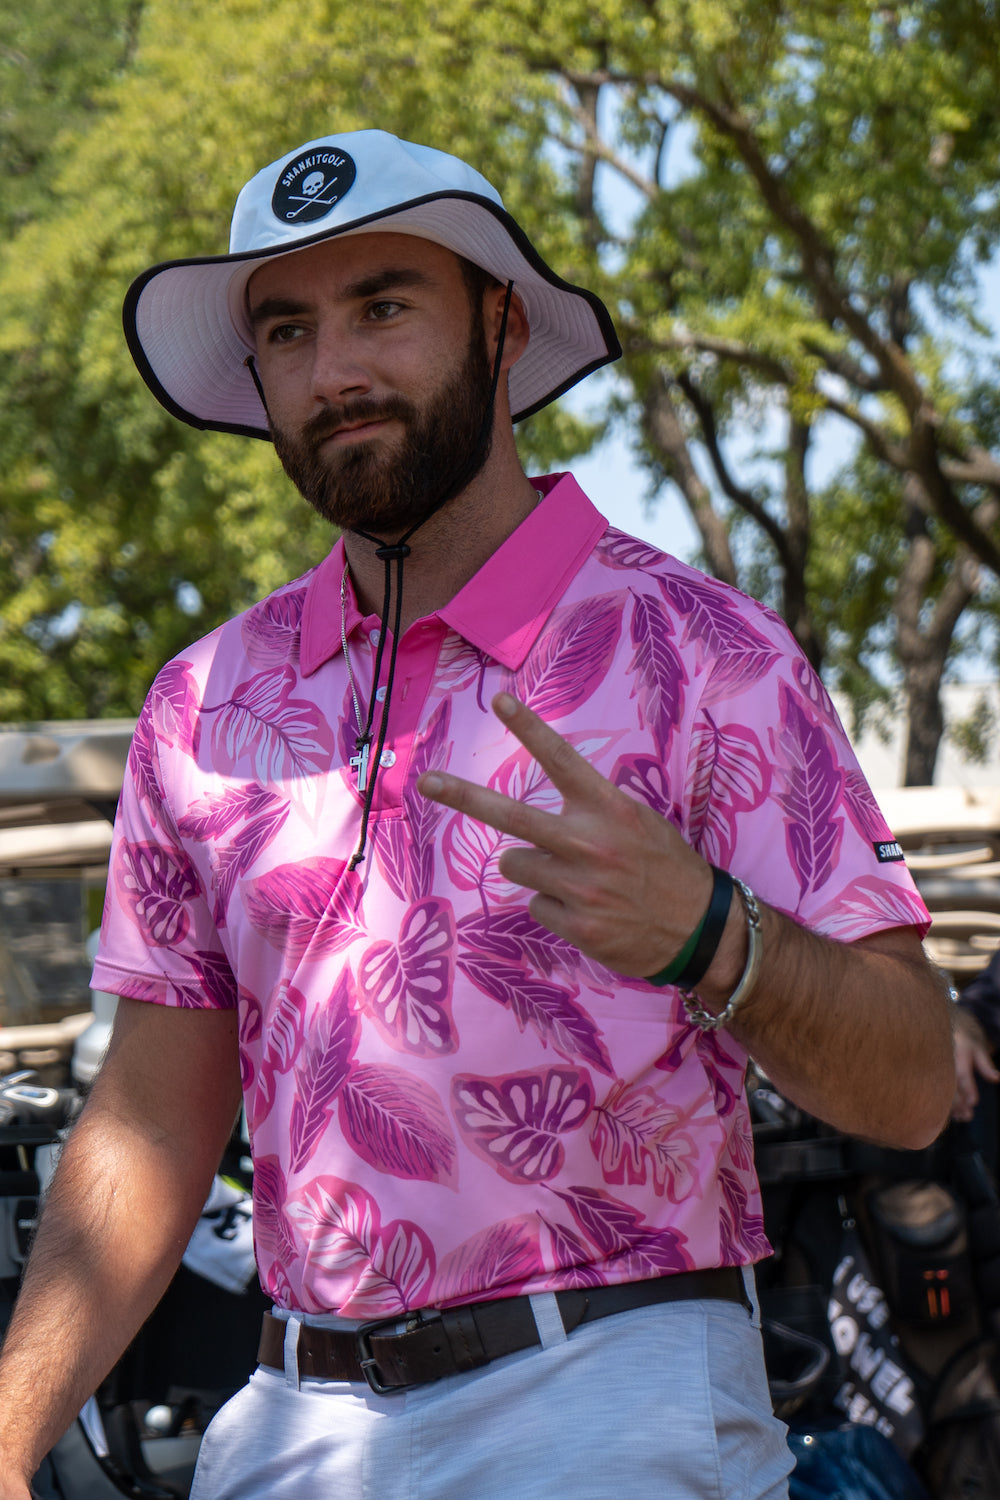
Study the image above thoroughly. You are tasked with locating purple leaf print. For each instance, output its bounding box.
[241,585,306,667]
[458,953,613,1076]
[286,1175,379,1286]
[255,980,309,1127]
[126,702,166,824]
[150,659,201,757]
[812,875,929,942]
[596,528,665,572]
[612,755,677,820]
[346,1217,436,1316]
[843,770,893,845]
[792,652,838,720]
[457,908,612,991]
[115,841,201,947]
[436,1220,544,1304]
[212,799,290,926]
[513,594,624,719]
[774,684,844,902]
[539,1217,606,1289]
[288,979,360,1173]
[686,717,770,867]
[359,899,457,1057]
[252,1155,299,1271]
[245,856,363,959]
[451,1067,594,1184]
[590,1080,697,1201]
[203,665,335,784]
[442,813,514,906]
[183,950,238,1010]
[339,1065,457,1186]
[237,987,262,1092]
[628,591,687,753]
[492,745,564,810]
[659,573,780,704]
[375,700,451,902]
[553,1185,691,1273]
[432,636,492,703]
[718,1167,770,1262]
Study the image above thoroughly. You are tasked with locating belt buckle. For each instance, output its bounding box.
[356,1317,416,1396]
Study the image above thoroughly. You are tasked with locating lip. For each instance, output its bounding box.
[323,417,391,447]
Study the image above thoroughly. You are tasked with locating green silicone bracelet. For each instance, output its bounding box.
[646,896,710,987]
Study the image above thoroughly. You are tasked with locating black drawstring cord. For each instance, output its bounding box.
[244,354,270,419]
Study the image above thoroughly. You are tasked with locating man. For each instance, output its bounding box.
[0,130,953,1499]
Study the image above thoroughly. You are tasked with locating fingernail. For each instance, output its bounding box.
[494,693,516,720]
[421,773,444,795]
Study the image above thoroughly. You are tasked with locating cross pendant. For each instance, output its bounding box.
[350,740,371,793]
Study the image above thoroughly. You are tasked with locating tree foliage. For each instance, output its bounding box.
[3,1,1000,783]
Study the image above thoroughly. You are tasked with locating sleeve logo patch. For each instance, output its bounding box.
[874,840,905,863]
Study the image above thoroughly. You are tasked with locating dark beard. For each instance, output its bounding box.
[270,324,495,537]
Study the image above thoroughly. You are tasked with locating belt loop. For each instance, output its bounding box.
[740,1265,759,1327]
[284,1315,302,1389]
[529,1292,567,1349]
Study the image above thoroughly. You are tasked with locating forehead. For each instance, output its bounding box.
[246,231,466,304]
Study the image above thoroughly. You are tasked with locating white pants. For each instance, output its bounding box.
[191,1294,792,1499]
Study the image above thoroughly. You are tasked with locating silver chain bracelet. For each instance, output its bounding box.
[680,877,763,1031]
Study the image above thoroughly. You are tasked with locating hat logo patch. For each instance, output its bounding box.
[271,149,357,225]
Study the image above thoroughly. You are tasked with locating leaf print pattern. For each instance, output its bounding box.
[660,572,781,704]
[452,1068,594,1183]
[287,978,359,1171]
[773,683,845,903]
[245,857,364,959]
[512,594,625,719]
[285,1177,434,1315]
[628,592,687,754]
[457,952,613,1076]
[435,1220,544,1303]
[538,1216,606,1289]
[149,659,201,757]
[115,842,202,947]
[843,769,894,845]
[686,717,770,867]
[590,1080,698,1200]
[241,585,306,667]
[178,784,290,927]
[612,754,678,821]
[340,1065,457,1186]
[376,700,451,901]
[360,899,457,1056]
[553,1185,692,1275]
[596,528,665,572]
[202,665,335,785]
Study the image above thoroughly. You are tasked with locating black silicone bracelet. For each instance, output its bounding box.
[674,866,734,988]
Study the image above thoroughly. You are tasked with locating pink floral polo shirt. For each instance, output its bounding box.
[92,473,929,1318]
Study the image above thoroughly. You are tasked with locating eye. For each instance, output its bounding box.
[267,322,306,344]
[365,299,404,322]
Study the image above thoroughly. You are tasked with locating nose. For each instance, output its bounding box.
[310,324,373,405]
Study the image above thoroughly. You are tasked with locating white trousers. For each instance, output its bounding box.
[190,1293,792,1499]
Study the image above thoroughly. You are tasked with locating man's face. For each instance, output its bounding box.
[247,234,496,535]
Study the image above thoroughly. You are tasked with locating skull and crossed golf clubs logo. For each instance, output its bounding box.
[271,149,358,226]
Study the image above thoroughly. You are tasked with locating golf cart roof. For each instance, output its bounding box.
[0,721,133,875]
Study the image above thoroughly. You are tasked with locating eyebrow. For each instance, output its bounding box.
[247,266,437,327]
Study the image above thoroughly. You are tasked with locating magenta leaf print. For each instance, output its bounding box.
[457,908,611,990]
[442,812,514,906]
[126,702,166,824]
[451,1067,594,1184]
[590,1080,698,1201]
[288,978,360,1173]
[812,875,929,942]
[843,770,893,845]
[170,950,238,1011]
[241,585,306,667]
[774,683,844,902]
[628,591,687,753]
[596,528,665,572]
[436,1220,544,1304]
[718,1167,770,1262]
[245,856,363,959]
[539,1217,606,1289]
[237,986,262,1092]
[286,1176,377,1288]
[376,701,452,901]
[686,717,770,867]
[339,1064,457,1186]
[346,1217,436,1316]
[255,980,309,1127]
[150,659,201,758]
[612,754,677,820]
[252,1155,299,1272]
[458,953,613,1076]
[203,665,335,785]
[432,635,492,706]
[115,841,201,947]
[513,594,624,719]
[360,898,457,1056]
[179,784,290,927]
[660,573,780,704]
[553,1185,692,1274]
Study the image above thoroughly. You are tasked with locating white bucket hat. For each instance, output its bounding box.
[124,130,621,438]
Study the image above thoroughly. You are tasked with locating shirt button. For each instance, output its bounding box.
[379,749,396,768]
[369,628,381,646]
[375,685,388,702]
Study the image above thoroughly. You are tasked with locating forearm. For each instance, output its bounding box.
[0,1100,215,1481]
[0,999,240,1488]
[697,894,955,1149]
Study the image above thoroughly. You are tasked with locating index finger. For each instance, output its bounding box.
[489,692,618,804]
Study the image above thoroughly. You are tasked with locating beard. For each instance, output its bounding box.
[270,322,495,537]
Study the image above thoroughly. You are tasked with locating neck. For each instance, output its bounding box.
[341,448,541,635]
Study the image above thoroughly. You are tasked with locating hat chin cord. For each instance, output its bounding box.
[246,281,516,870]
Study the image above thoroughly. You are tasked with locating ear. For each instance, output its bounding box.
[484,282,530,371]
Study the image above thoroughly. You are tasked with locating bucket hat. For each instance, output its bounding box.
[124,130,621,438]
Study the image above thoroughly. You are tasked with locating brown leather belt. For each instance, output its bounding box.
[258,1267,751,1394]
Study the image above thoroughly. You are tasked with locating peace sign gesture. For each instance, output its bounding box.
[418,691,727,983]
